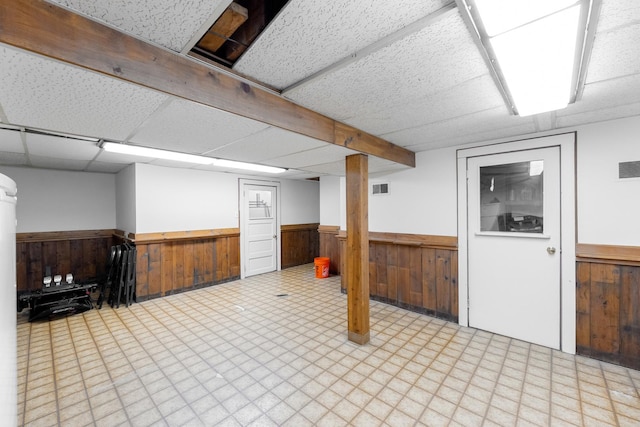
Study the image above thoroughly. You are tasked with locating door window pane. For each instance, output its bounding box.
[480,160,543,232]
[248,190,273,219]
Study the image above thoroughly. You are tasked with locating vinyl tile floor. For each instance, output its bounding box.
[17,264,640,426]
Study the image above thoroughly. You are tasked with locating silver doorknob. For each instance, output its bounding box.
[547,247,556,255]
[273,235,277,239]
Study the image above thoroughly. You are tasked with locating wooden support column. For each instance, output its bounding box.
[345,154,370,345]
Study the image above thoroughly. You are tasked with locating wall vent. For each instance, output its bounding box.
[372,183,389,195]
[619,161,640,179]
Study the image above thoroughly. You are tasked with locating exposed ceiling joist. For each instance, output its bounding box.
[0,0,415,167]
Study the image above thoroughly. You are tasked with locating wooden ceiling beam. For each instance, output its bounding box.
[0,0,415,167]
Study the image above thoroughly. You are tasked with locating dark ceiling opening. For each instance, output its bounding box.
[190,0,289,68]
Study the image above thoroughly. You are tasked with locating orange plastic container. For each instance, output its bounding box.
[314,257,330,278]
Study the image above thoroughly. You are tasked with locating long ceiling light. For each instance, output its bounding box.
[101,142,286,173]
[102,141,213,164]
[463,0,596,116]
[211,158,286,174]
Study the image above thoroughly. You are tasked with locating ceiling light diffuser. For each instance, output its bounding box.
[100,142,286,173]
[102,142,214,164]
[212,158,286,174]
[491,5,581,116]
[468,0,588,116]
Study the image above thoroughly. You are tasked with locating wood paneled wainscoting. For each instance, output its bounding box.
[16,230,116,292]
[281,223,319,269]
[318,225,341,275]
[338,232,458,322]
[127,229,240,301]
[576,244,640,370]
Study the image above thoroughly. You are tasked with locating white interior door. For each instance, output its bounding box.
[242,183,278,277]
[467,147,561,349]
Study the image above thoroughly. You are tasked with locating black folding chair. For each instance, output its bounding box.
[97,245,120,309]
[124,245,137,307]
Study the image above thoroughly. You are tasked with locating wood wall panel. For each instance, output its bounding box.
[133,230,241,301]
[318,225,341,274]
[576,260,640,370]
[15,230,115,291]
[340,232,458,322]
[281,224,319,269]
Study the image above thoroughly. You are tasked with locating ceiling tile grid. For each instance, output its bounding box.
[282,12,488,123]
[234,0,452,89]
[129,98,269,154]
[205,127,328,163]
[559,73,640,118]
[0,46,169,141]
[557,102,640,129]
[345,74,506,137]
[84,161,128,174]
[267,145,359,169]
[49,0,229,52]
[383,106,535,151]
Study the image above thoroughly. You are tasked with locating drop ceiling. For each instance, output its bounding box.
[1,0,639,178]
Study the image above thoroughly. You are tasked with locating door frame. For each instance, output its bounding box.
[239,178,281,279]
[457,132,576,353]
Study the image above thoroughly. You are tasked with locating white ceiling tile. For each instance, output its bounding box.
[586,23,640,83]
[345,74,505,135]
[0,46,168,141]
[93,150,154,164]
[284,12,488,122]
[278,170,324,180]
[29,156,90,171]
[303,160,347,176]
[559,74,640,118]
[26,133,100,160]
[235,0,451,89]
[384,106,536,151]
[206,127,328,162]
[49,0,230,52]
[368,157,413,175]
[0,152,28,166]
[84,161,128,174]
[0,128,24,153]
[596,0,640,33]
[130,98,269,154]
[268,145,359,168]
[557,102,640,129]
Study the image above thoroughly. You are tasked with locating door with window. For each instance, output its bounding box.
[467,146,561,349]
[241,183,279,277]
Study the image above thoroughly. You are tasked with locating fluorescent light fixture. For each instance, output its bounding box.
[212,158,286,174]
[102,141,213,164]
[470,0,587,116]
[101,141,286,173]
[475,0,578,37]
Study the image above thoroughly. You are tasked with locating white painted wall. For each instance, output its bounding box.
[576,116,640,246]
[115,164,136,234]
[0,166,116,232]
[369,147,458,235]
[319,115,640,247]
[319,175,341,226]
[134,163,239,233]
[281,179,319,225]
